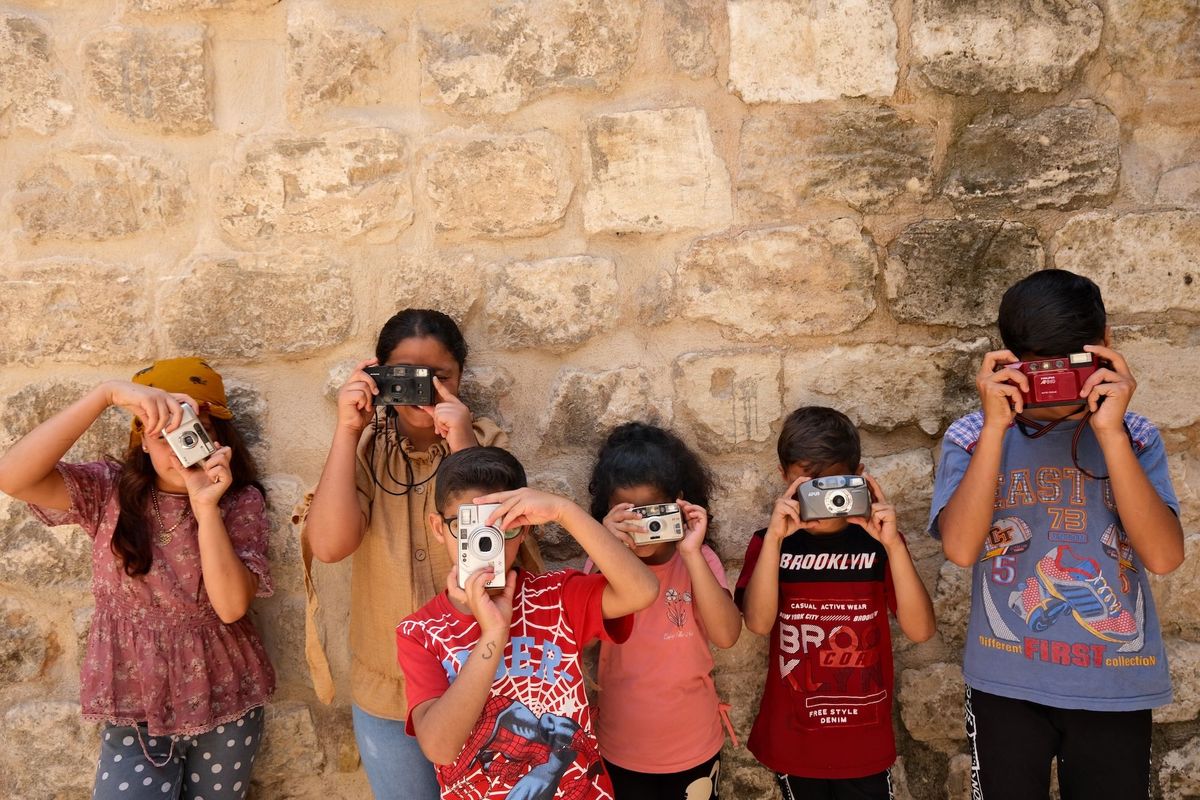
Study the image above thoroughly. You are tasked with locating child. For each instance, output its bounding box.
[929,269,1183,800]
[303,309,541,800]
[736,406,935,799]
[586,422,741,799]
[395,446,658,800]
[0,358,275,800]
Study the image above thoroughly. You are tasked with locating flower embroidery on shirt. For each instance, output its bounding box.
[665,587,692,631]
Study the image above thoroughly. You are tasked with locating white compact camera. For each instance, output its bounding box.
[629,503,685,546]
[796,475,871,521]
[456,503,506,589]
[163,404,216,468]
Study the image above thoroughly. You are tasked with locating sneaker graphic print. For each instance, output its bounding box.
[1033,546,1140,643]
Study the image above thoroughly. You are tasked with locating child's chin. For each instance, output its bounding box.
[808,519,850,535]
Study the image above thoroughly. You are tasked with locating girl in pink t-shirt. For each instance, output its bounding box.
[586,423,742,800]
[0,358,274,800]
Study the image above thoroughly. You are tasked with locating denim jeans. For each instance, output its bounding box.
[352,704,441,800]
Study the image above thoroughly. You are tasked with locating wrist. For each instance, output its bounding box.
[94,380,119,408]
[191,502,223,522]
[1094,426,1132,449]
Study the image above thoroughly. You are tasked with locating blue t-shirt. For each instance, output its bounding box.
[928,411,1179,712]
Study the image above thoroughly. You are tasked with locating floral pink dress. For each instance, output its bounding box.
[29,461,276,736]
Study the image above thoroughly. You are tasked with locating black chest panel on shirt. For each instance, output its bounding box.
[761,525,889,585]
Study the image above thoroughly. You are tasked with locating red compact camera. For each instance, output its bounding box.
[1005,352,1100,408]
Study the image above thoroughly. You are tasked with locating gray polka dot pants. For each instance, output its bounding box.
[93,707,264,800]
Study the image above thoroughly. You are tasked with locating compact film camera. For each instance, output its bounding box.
[1005,352,1100,409]
[163,404,217,469]
[796,475,871,521]
[629,503,685,546]
[364,364,434,407]
[456,503,506,589]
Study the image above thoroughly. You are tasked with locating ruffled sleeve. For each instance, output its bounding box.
[224,485,274,597]
[26,461,119,538]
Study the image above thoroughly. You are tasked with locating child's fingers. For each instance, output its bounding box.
[783,473,809,499]
[1084,344,1129,377]
[862,473,887,504]
[979,349,1019,377]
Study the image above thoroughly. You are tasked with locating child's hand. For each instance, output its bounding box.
[336,358,379,433]
[677,499,709,556]
[106,381,197,438]
[475,487,573,532]
[1079,344,1135,434]
[849,473,901,549]
[767,474,810,543]
[601,503,640,549]
[976,349,1028,429]
[447,565,517,637]
[420,377,476,452]
[175,445,234,509]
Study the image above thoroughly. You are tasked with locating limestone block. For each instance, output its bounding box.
[1117,340,1200,429]
[225,381,268,458]
[885,220,1045,327]
[0,494,91,589]
[72,606,94,670]
[258,701,325,777]
[898,662,966,742]
[484,256,618,352]
[528,472,585,563]
[727,0,898,103]
[1153,638,1200,723]
[129,0,277,9]
[0,380,129,465]
[384,252,486,326]
[943,102,1119,210]
[1157,163,1200,205]
[664,0,719,77]
[707,464,777,562]
[673,350,783,454]
[84,25,212,134]
[1106,0,1200,81]
[867,448,935,536]
[287,2,394,120]
[785,340,986,436]
[0,12,71,136]
[635,270,677,327]
[262,475,305,595]
[584,107,731,234]
[677,221,878,340]
[911,0,1101,95]
[0,701,98,799]
[946,753,973,800]
[1168,450,1200,533]
[426,131,573,237]
[0,597,54,683]
[738,105,935,216]
[420,0,640,115]
[216,128,412,244]
[460,366,515,429]
[1052,211,1200,314]
[538,368,665,450]
[15,147,189,241]
[933,560,971,649]
[162,255,352,359]
[1158,736,1200,799]
[1151,534,1200,638]
[0,261,149,365]
[250,594,308,691]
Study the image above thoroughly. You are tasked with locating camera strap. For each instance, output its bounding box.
[1013,409,1115,482]
[365,408,443,497]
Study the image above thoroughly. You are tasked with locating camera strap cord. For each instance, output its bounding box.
[365,407,442,497]
[1013,408,1133,482]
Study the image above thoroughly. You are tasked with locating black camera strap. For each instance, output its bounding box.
[365,407,443,497]
[1013,408,1129,482]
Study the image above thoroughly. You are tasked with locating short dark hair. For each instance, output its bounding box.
[777,406,861,472]
[435,447,527,513]
[587,422,714,520]
[998,269,1106,357]
[376,308,468,367]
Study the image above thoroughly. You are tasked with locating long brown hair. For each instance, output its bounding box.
[110,417,263,577]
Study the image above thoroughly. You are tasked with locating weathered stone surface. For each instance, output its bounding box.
[528,472,586,563]
[1156,162,1200,205]
[943,102,1119,210]
[1150,534,1200,638]
[898,662,967,742]
[460,367,515,429]
[129,0,277,10]
[738,105,935,215]
[727,0,898,103]
[420,0,640,115]
[287,2,393,120]
[427,131,573,237]
[584,107,731,233]
[0,597,54,682]
[867,448,935,535]
[946,754,973,800]
[0,495,91,589]
[1117,340,1200,429]
[674,350,783,453]
[0,261,149,365]
[885,220,1044,326]
[251,593,308,691]
[262,475,305,595]
[15,147,189,241]
[383,252,485,326]
[225,381,268,457]
[1158,736,1200,798]
[0,380,129,465]
[707,464,777,561]
[786,340,986,435]
[162,255,352,358]
[911,0,1101,95]
[216,128,412,243]
[0,701,97,799]
[1107,0,1200,81]
[1168,450,1200,532]
[677,221,878,340]
[84,25,212,134]
[0,12,71,136]
[258,701,325,777]
[933,560,971,649]
[484,256,618,352]
[1052,211,1200,314]
[72,606,93,670]
[538,368,665,450]
[1153,638,1200,723]
[664,0,719,77]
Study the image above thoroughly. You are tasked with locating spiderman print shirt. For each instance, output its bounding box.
[397,569,633,800]
[929,411,1179,712]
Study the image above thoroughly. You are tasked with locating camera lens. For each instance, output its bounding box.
[831,493,846,508]
[648,520,662,533]
[181,433,197,448]
[477,535,494,554]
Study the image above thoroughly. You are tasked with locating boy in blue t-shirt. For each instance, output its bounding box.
[928,269,1183,800]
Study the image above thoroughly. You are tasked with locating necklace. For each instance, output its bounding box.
[150,486,191,547]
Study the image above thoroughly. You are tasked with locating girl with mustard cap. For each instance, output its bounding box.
[0,358,275,800]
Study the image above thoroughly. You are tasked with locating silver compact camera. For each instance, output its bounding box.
[629,503,685,546]
[456,503,506,589]
[797,475,871,521]
[163,404,216,468]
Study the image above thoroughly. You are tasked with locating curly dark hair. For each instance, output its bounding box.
[587,422,714,520]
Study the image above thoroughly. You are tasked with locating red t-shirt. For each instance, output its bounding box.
[396,569,633,800]
[734,525,897,779]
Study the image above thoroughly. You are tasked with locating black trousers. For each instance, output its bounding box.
[603,752,720,800]
[775,770,892,800]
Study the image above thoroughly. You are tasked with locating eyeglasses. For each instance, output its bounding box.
[440,515,524,540]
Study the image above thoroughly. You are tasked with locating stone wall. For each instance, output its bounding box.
[0,1,1198,798]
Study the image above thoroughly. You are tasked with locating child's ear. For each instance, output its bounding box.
[855,463,865,476]
[1103,326,1112,348]
[778,464,786,483]
[428,511,446,545]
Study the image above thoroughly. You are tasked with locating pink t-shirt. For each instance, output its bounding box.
[589,546,729,773]
[28,461,276,736]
